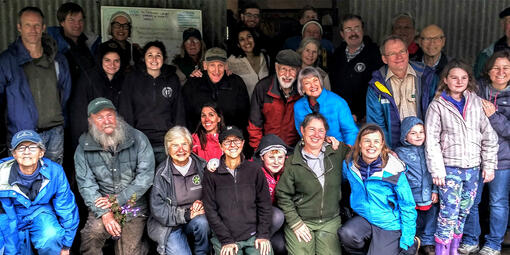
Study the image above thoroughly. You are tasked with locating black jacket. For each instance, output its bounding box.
[69,66,124,149]
[202,158,272,245]
[182,73,250,132]
[330,36,384,120]
[119,64,185,147]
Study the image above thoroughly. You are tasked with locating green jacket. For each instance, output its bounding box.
[276,142,349,229]
[74,125,155,217]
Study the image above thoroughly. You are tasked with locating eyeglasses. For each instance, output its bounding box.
[343,26,361,33]
[111,22,131,30]
[384,49,407,58]
[420,36,444,43]
[16,145,39,153]
[222,139,242,146]
[185,39,200,45]
[243,13,260,19]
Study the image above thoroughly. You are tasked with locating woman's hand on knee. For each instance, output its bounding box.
[293,223,312,243]
[220,243,238,255]
[255,238,271,255]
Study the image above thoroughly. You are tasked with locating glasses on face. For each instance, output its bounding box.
[244,13,260,19]
[420,36,444,43]
[384,49,407,58]
[278,66,297,76]
[16,145,39,153]
[222,139,242,147]
[184,39,200,45]
[111,22,131,30]
[343,26,361,33]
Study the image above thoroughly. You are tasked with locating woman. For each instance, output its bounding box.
[192,103,225,161]
[173,28,207,85]
[425,60,498,254]
[70,42,125,148]
[460,51,510,255]
[119,41,186,166]
[297,38,330,91]
[227,27,269,99]
[148,126,209,255]
[338,124,418,255]
[293,66,358,145]
[276,113,350,255]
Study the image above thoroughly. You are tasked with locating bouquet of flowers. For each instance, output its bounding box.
[108,193,140,226]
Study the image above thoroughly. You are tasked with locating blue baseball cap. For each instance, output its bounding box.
[11,130,43,149]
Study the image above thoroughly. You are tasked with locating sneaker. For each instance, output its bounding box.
[478,246,501,255]
[420,245,435,255]
[458,243,479,254]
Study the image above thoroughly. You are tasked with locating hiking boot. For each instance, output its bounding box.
[457,243,479,255]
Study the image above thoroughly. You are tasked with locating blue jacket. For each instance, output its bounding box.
[0,202,18,255]
[395,116,436,206]
[366,62,437,148]
[46,26,100,55]
[344,154,416,250]
[0,157,79,252]
[294,89,358,145]
[478,78,510,170]
[0,35,71,137]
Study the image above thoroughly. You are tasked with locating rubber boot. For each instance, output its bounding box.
[435,242,450,255]
[449,236,461,255]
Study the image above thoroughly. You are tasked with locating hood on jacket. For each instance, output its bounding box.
[254,134,291,159]
[399,116,423,146]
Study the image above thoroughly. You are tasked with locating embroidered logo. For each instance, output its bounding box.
[192,175,201,185]
[162,87,173,98]
[354,62,366,72]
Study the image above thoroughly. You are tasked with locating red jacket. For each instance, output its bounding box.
[192,133,222,161]
[248,76,302,150]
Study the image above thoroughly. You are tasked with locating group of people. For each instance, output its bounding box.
[0,1,509,255]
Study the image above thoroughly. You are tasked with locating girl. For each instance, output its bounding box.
[339,124,418,255]
[425,59,499,255]
[192,103,225,161]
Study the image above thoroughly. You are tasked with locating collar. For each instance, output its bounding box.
[385,63,417,82]
[421,52,442,69]
[345,42,365,61]
[8,161,42,186]
[301,144,326,160]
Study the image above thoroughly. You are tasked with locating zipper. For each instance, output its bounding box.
[233,170,238,203]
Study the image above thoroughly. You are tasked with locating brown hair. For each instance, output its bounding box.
[435,59,478,98]
[347,124,390,168]
[483,49,510,81]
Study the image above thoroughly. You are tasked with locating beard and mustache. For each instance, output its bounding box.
[88,115,127,151]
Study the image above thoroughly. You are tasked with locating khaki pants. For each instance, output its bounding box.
[284,216,342,255]
[80,211,148,255]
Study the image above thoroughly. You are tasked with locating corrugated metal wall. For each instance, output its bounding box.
[0,0,225,52]
[348,0,510,64]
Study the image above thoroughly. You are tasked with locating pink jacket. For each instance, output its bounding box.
[192,133,223,162]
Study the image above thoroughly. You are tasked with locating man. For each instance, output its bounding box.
[391,13,422,59]
[417,24,449,75]
[248,49,302,150]
[330,14,384,123]
[75,97,154,255]
[236,2,275,59]
[47,2,100,81]
[203,126,273,255]
[366,35,437,148]
[299,5,318,26]
[0,129,79,255]
[0,7,71,164]
[474,6,510,79]
[182,47,250,134]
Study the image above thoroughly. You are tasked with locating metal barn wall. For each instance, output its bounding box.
[0,0,225,54]
[348,0,510,64]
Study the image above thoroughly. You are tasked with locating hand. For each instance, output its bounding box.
[191,200,204,212]
[482,169,495,183]
[431,193,439,204]
[325,136,339,150]
[433,176,445,187]
[60,249,70,255]
[352,114,358,123]
[220,243,238,255]
[190,208,205,219]
[293,223,312,242]
[481,99,496,117]
[102,211,122,237]
[190,69,203,78]
[389,150,400,160]
[255,238,271,255]
[95,196,112,210]
[207,158,220,172]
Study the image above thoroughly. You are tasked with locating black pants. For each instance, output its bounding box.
[338,216,402,255]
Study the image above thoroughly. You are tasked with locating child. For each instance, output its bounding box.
[425,59,499,255]
[395,116,438,255]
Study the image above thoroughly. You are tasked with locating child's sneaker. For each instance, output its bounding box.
[478,246,501,255]
[458,243,479,254]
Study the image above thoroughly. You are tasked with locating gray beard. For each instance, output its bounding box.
[278,76,294,89]
[88,116,127,151]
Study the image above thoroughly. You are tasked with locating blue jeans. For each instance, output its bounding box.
[463,169,510,250]
[165,214,209,255]
[417,203,438,245]
[38,125,64,164]
[19,211,65,255]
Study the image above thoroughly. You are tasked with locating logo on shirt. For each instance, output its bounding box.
[354,62,366,73]
[162,87,173,98]
[192,175,201,185]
